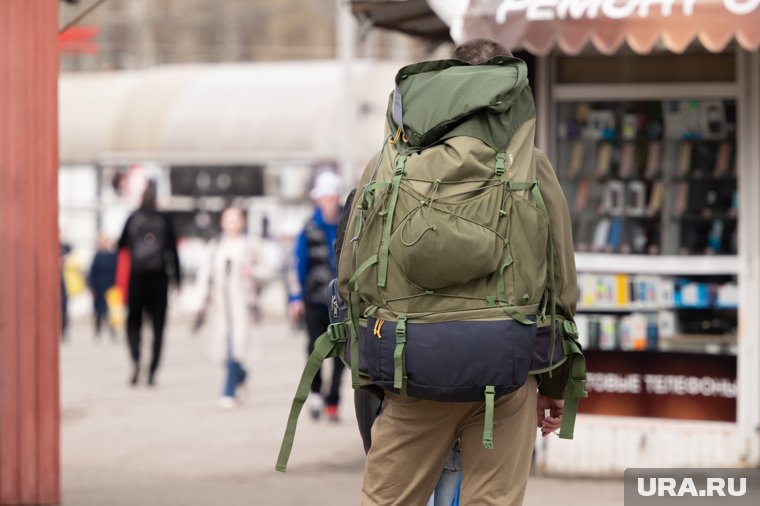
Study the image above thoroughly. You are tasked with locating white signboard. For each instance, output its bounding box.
[496,0,760,23]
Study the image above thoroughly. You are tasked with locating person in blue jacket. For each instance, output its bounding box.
[88,234,118,339]
[287,171,345,422]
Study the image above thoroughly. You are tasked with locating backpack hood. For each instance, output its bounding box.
[386,56,535,152]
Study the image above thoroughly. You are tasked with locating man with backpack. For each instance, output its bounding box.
[118,181,181,387]
[353,39,580,505]
[276,39,585,506]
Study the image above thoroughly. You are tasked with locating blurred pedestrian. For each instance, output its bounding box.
[118,181,181,387]
[60,241,72,342]
[192,207,265,409]
[88,234,118,340]
[287,171,345,422]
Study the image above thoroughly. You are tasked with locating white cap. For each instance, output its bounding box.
[309,171,344,200]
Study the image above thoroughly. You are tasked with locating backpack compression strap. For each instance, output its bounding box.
[377,155,407,288]
[275,322,349,472]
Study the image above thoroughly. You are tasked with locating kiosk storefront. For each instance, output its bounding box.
[431,0,760,475]
[351,0,760,475]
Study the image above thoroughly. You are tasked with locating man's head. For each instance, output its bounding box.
[451,38,512,65]
[310,171,343,222]
[221,207,246,237]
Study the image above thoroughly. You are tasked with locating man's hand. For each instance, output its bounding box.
[288,300,305,323]
[537,394,564,437]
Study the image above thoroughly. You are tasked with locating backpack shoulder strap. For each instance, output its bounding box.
[276,322,350,471]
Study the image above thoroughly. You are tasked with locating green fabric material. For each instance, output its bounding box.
[530,356,569,378]
[507,181,535,190]
[361,181,391,210]
[483,385,495,449]
[393,313,408,394]
[389,175,505,291]
[531,183,549,221]
[349,255,379,291]
[276,326,346,472]
[531,183,557,372]
[327,322,349,345]
[339,120,550,318]
[350,290,361,388]
[387,57,535,152]
[534,150,578,321]
[532,317,580,395]
[289,56,584,466]
[496,255,513,304]
[559,338,588,440]
[499,304,534,325]
[377,156,406,288]
[348,255,378,388]
[563,319,578,336]
[495,152,506,176]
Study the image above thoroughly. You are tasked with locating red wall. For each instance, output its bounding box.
[0,0,61,504]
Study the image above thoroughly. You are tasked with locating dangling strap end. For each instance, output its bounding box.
[393,314,408,393]
[483,432,494,450]
[276,331,339,472]
[483,385,496,450]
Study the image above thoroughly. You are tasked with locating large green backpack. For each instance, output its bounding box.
[276,57,586,472]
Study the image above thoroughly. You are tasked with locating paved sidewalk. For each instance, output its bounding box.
[61,315,623,505]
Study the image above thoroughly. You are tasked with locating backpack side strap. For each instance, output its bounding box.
[276,323,349,472]
[377,155,407,288]
[558,334,588,439]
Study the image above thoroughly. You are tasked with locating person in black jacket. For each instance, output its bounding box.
[118,181,181,387]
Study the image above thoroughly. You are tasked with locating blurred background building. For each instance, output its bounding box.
[58,0,435,70]
[57,0,452,319]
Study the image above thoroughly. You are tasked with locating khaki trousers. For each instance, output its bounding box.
[361,376,537,506]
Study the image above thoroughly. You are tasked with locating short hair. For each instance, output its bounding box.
[451,38,512,65]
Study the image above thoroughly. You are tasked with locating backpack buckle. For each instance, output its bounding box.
[395,155,407,175]
[495,153,506,176]
[327,323,348,344]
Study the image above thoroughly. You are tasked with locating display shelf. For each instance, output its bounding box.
[575,253,739,275]
[659,334,737,355]
[577,304,738,312]
[559,98,740,357]
[677,215,738,222]
[557,99,737,256]
[577,305,665,312]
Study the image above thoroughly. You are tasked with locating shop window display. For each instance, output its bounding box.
[557,99,738,356]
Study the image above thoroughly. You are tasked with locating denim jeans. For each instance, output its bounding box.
[429,469,461,506]
[427,444,462,506]
[223,357,247,398]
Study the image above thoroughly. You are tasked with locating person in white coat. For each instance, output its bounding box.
[193,207,263,409]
